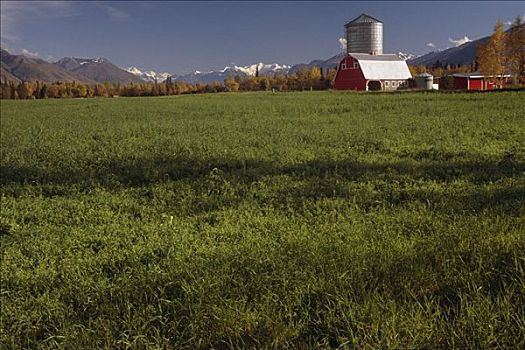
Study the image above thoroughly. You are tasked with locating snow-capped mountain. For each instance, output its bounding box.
[55,57,105,70]
[397,52,418,61]
[232,62,291,76]
[174,62,291,84]
[126,67,174,83]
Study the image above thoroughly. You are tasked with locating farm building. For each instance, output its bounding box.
[452,72,511,90]
[334,13,412,91]
[334,53,412,91]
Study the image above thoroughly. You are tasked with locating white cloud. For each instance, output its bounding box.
[448,36,471,47]
[95,3,129,21]
[426,42,437,49]
[21,48,39,57]
[20,49,55,62]
[338,37,347,51]
[105,6,129,21]
[0,1,129,44]
[0,1,76,43]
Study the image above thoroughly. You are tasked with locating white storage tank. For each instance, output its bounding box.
[415,73,434,90]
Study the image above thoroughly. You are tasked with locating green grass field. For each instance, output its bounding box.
[1,91,524,349]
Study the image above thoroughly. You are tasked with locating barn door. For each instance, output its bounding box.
[368,81,382,91]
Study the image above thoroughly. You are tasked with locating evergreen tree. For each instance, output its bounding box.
[39,84,48,99]
[10,83,17,99]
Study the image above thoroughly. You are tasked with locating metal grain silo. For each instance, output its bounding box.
[345,13,383,55]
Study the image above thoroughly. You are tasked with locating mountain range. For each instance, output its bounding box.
[1,50,143,85]
[171,63,291,84]
[1,28,491,85]
[1,49,293,85]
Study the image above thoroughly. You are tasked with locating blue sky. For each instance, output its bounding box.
[1,1,524,74]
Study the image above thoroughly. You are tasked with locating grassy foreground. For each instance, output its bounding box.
[1,91,524,349]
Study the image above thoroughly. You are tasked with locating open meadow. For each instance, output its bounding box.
[1,91,524,349]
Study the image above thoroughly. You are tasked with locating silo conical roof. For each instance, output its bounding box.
[345,13,383,27]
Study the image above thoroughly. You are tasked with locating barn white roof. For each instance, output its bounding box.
[349,53,412,80]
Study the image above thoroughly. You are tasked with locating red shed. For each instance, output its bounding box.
[334,53,412,91]
[452,72,511,90]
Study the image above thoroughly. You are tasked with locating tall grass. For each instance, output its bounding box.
[1,91,524,348]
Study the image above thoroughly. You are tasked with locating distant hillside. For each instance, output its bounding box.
[55,57,143,84]
[1,49,94,84]
[1,61,21,83]
[408,35,490,67]
[289,54,344,74]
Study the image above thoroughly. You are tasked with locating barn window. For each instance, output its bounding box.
[385,81,389,86]
[392,81,397,87]
[341,63,347,70]
[353,61,359,69]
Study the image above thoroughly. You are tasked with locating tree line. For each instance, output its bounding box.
[0,66,337,99]
[409,61,478,79]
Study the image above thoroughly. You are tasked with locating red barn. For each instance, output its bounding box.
[334,53,412,91]
[452,72,511,90]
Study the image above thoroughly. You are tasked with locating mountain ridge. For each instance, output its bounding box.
[289,54,344,74]
[55,57,143,84]
[407,35,488,67]
[1,49,96,84]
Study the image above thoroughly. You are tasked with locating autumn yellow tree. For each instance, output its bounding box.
[296,66,310,90]
[505,16,525,84]
[224,76,239,92]
[16,82,32,99]
[308,66,322,89]
[477,20,506,85]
